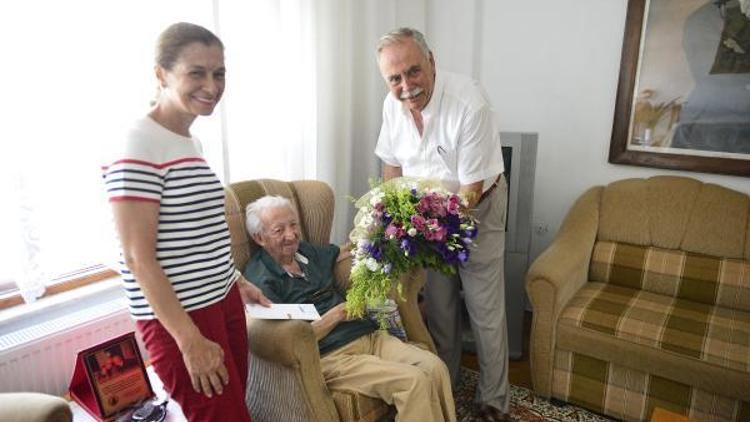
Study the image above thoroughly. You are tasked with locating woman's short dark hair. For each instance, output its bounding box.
[155,22,224,70]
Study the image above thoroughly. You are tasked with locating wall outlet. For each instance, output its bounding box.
[534,223,549,236]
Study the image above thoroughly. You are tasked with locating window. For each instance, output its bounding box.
[0,1,219,303]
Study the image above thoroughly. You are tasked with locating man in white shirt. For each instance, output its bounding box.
[374,27,510,421]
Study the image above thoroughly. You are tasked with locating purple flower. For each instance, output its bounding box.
[457,250,469,263]
[400,238,416,257]
[367,243,383,261]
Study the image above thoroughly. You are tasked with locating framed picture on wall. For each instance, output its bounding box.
[609,0,750,177]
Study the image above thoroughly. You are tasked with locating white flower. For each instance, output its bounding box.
[407,228,417,237]
[369,190,385,207]
[365,257,380,272]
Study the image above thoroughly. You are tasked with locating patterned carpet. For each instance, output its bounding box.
[456,367,617,421]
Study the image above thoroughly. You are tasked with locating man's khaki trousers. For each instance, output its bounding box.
[320,330,456,422]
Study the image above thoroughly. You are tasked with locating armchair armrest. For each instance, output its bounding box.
[394,268,436,353]
[525,186,601,397]
[247,318,317,365]
[246,318,339,422]
[0,393,71,422]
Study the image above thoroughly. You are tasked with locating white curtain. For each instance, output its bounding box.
[219,0,427,242]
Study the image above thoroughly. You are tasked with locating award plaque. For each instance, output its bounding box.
[68,332,154,421]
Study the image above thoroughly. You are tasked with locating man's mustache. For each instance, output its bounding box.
[400,87,423,100]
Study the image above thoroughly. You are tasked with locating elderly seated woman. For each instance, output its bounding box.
[243,195,456,422]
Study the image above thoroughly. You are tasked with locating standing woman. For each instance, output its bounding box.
[102,22,270,421]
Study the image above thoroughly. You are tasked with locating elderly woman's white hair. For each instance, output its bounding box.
[245,195,295,237]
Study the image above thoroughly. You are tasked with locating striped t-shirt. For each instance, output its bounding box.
[102,116,238,320]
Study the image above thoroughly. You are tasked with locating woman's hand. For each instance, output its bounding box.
[237,276,272,307]
[179,334,229,398]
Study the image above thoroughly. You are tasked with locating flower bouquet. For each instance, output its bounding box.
[346,177,479,319]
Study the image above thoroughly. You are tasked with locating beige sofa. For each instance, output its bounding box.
[224,179,436,422]
[526,176,750,421]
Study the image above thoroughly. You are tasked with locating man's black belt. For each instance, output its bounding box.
[477,174,503,206]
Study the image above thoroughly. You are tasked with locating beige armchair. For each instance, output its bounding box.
[224,179,436,422]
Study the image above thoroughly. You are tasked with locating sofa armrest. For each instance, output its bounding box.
[0,393,72,422]
[525,186,601,397]
[246,318,339,421]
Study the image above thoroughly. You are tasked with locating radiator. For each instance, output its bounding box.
[0,298,139,396]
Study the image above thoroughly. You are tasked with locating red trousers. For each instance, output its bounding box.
[136,284,250,422]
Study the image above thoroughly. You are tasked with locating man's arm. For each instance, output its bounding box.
[459,180,484,209]
[382,164,402,181]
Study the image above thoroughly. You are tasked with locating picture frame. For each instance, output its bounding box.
[609,0,750,177]
[69,332,154,421]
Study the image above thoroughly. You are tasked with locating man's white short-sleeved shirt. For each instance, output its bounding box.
[375,69,504,193]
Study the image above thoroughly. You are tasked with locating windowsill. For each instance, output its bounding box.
[0,276,124,334]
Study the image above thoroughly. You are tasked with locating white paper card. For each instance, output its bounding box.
[245,303,321,320]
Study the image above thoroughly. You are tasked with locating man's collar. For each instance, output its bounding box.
[258,247,309,278]
[420,69,443,118]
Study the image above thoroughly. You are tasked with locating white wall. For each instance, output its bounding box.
[424,0,749,262]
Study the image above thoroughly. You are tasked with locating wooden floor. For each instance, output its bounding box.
[460,310,533,389]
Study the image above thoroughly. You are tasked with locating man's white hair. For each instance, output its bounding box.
[376,27,432,63]
[245,195,295,237]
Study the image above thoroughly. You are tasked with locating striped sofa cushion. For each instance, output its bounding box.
[552,350,750,422]
[589,241,750,313]
[559,282,750,372]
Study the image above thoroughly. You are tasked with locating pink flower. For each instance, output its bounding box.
[446,197,460,215]
[424,218,447,242]
[411,215,426,232]
[416,197,430,214]
[384,223,405,239]
[427,193,447,217]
